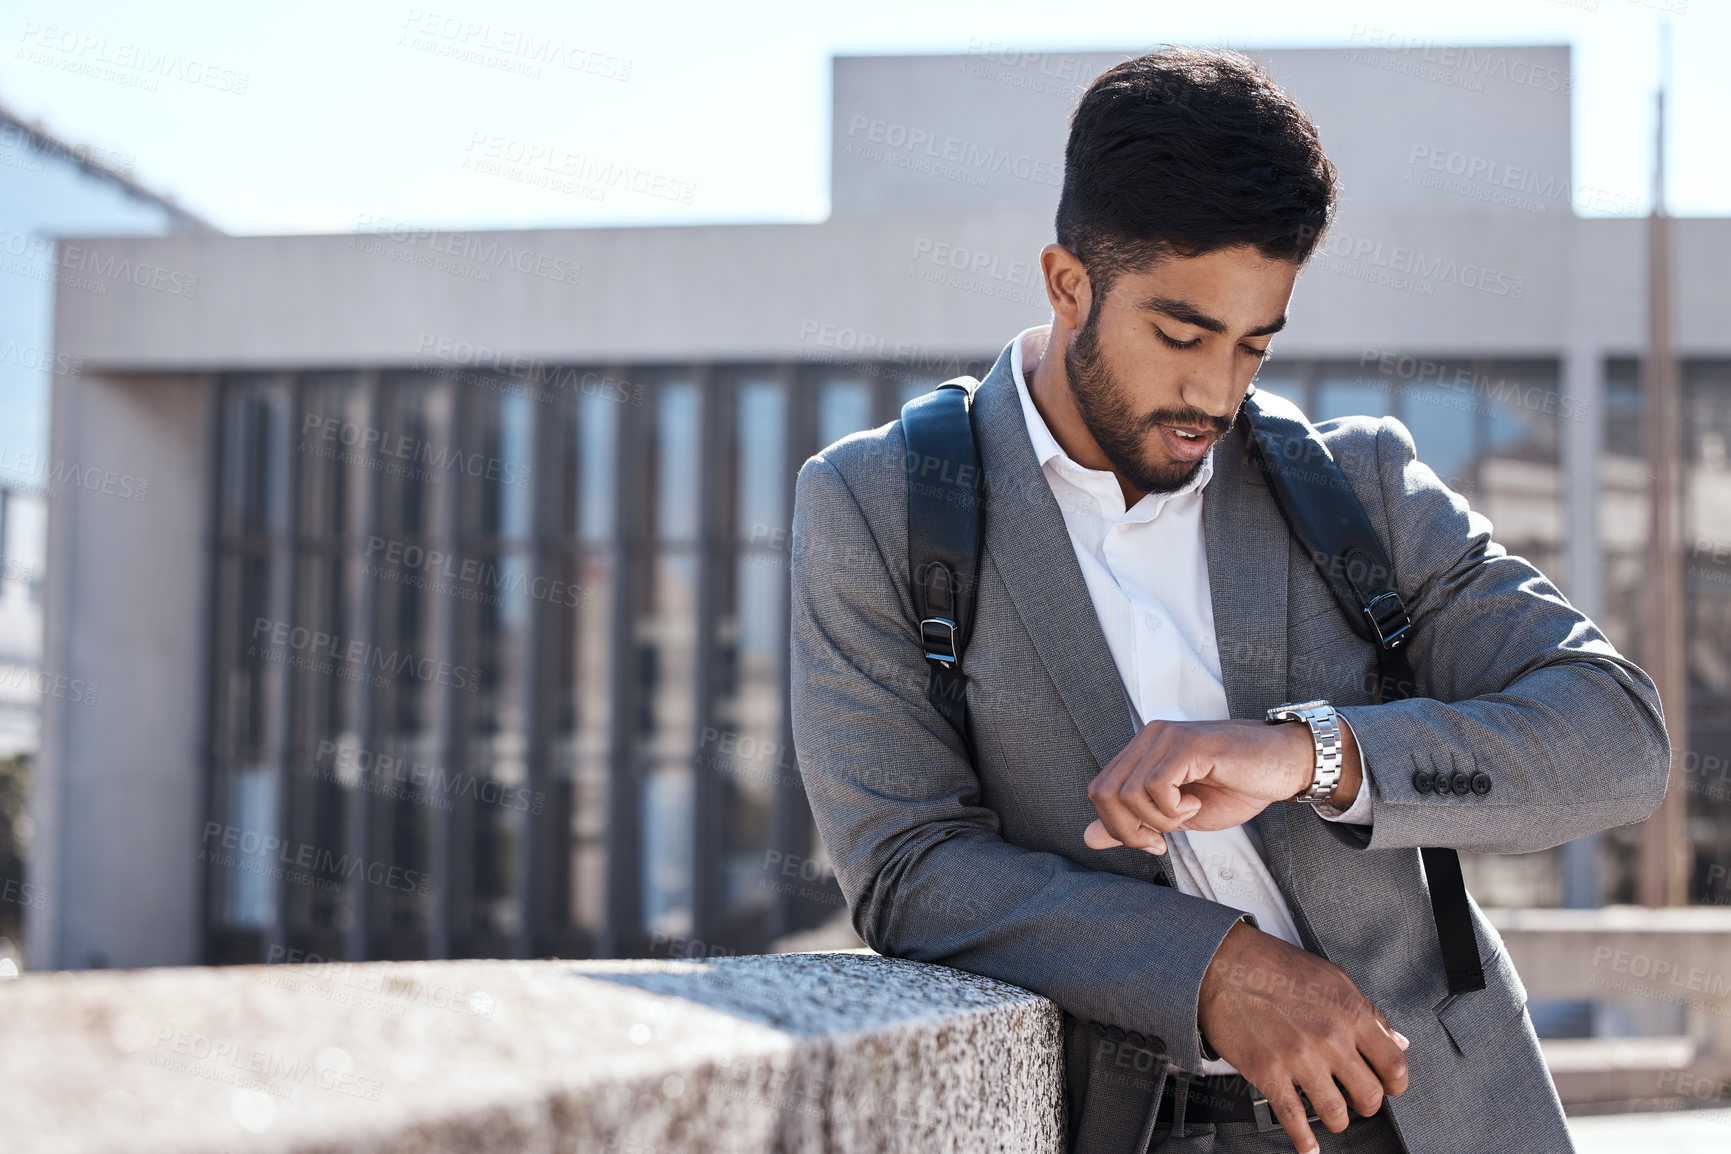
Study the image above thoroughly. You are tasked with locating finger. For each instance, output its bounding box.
[1085,767,1144,848]
[1087,740,1152,847]
[1084,818,1167,855]
[1083,820,1121,849]
[1090,733,1184,849]
[1357,1018,1411,1098]
[1090,788,1163,850]
[1368,1006,1411,1051]
[1114,780,1193,836]
[1332,1051,1386,1119]
[1265,1087,1319,1154]
[1095,800,1163,850]
[1294,1067,1352,1135]
[1113,732,1199,834]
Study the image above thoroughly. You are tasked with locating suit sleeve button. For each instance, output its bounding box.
[1450,771,1473,796]
[1412,771,1434,794]
[1471,771,1492,796]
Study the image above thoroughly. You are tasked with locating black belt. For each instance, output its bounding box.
[1154,1072,1319,1129]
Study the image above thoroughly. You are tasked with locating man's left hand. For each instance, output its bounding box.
[1083,718,1358,854]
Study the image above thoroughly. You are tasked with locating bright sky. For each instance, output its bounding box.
[1,0,1722,235]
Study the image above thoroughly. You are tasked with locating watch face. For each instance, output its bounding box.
[1266,700,1331,722]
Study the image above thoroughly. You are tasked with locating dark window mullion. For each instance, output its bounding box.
[692,364,725,944]
[770,361,808,942]
[344,370,381,960]
[605,363,645,955]
[511,388,548,961]
[268,371,302,964]
[427,369,459,960]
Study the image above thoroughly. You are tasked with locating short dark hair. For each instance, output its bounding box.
[1055,46,1338,299]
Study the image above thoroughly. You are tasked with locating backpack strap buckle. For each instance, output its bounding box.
[1363,590,1412,650]
[920,616,960,666]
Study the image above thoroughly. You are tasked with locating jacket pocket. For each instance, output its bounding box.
[1433,939,1529,1059]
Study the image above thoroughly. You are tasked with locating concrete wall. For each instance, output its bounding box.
[0,951,1064,1153]
[45,214,1731,374]
[29,371,213,970]
[4,939,1724,1149]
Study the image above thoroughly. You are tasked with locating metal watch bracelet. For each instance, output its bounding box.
[1264,700,1343,804]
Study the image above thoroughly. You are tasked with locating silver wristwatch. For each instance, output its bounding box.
[1265,700,1343,804]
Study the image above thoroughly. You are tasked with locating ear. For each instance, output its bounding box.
[1040,244,1091,331]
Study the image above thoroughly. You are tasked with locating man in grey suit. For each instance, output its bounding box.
[789,47,1670,1154]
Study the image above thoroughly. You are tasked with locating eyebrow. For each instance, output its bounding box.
[1137,295,1288,339]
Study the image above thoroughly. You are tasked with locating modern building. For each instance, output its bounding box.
[0,104,213,759]
[29,45,1731,974]
[0,104,212,967]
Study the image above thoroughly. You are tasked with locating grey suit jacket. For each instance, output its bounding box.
[788,336,1670,1154]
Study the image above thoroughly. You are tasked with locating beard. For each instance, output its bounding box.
[1063,309,1237,496]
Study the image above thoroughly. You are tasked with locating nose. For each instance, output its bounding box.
[1179,349,1244,425]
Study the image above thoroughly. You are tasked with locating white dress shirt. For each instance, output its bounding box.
[1009,324,1371,1076]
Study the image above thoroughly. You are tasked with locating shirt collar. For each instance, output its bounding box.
[1008,323,1215,504]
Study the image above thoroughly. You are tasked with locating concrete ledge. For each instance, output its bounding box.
[0,951,1064,1153]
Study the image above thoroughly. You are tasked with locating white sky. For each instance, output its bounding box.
[1,0,1722,235]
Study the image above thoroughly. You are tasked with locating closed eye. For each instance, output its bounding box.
[1154,326,1201,350]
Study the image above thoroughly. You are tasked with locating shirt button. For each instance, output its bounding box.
[1219,868,1235,881]
[1144,614,1162,631]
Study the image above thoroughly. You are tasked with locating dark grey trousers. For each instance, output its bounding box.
[1148,1106,1407,1152]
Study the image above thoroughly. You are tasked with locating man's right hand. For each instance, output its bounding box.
[1197,922,1411,1154]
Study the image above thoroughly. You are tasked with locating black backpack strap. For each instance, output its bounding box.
[1240,388,1486,996]
[901,377,984,754]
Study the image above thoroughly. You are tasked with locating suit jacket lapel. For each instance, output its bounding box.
[1203,426,1302,895]
[972,346,1137,775]
[1202,425,1290,721]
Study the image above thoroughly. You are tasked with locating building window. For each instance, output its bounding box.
[817,377,872,450]
[208,373,292,964]
[1281,356,1564,585]
[541,379,617,953]
[284,370,368,959]
[1686,361,1731,905]
[448,382,536,958]
[711,372,788,932]
[632,374,703,942]
[1602,358,1731,905]
[205,357,979,964]
[363,370,447,958]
